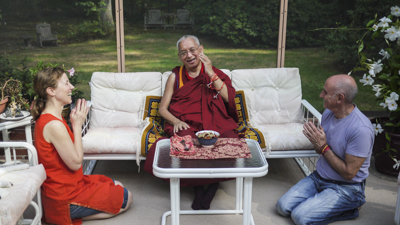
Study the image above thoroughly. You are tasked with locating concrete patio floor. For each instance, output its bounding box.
[80,157,398,225]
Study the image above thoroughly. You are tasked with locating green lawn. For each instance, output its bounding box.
[4,27,381,112]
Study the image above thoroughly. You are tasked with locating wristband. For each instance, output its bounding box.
[319,143,328,155]
[321,145,330,155]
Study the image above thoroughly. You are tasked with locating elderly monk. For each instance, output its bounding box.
[276,75,374,225]
[144,35,239,210]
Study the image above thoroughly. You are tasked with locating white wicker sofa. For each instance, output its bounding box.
[0,142,46,225]
[81,68,320,174]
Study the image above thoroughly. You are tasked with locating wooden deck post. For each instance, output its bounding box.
[277,0,288,68]
[115,0,125,72]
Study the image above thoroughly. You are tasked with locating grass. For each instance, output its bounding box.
[2,23,382,112]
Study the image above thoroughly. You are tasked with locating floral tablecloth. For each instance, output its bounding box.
[171,138,252,159]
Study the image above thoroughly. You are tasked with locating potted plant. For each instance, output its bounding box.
[349,5,400,176]
[0,79,28,115]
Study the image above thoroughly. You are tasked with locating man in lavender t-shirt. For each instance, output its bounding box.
[276,75,374,225]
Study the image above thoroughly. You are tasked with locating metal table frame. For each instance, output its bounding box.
[0,116,33,164]
[153,139,269,225]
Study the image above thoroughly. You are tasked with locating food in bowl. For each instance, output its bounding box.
[195,130,220,147]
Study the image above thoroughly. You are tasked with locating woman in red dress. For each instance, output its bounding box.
[32,67,133,225]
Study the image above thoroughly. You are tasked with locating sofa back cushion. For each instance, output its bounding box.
[90,72,162,128]
[231,68,303,126]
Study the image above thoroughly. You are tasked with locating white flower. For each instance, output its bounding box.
[379,49,391,60]
[380,101,389,109]
[392,6,400,17]
[394,158,400,170]
[372,85,382,97]
[378,16,392,28]
[387,99,398,111]
[388,92,399,101]
[384,26,400,41]
[372,24,379,32]
[359,74,374,86]
[348,71,352,75]
[368,60,383,76]
[372,123,384,136]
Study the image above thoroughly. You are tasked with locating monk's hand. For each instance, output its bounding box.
[302,121,327,153]
[199,53,214,77]
[173,120,190,133]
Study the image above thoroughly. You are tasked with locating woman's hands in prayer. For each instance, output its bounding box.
[302,121,327,154]
[173,120,190,133]
[199,53,214,77]
[70,99,89,130]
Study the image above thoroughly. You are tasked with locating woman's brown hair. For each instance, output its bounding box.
[31,67,65,121]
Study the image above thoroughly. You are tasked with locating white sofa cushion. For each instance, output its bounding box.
[231,68,303,127]
[83,72,162,156]
[232,68,312,152]
[89,72,163,128]
[82,127,141,154]
[0,164,46,225]
[258,123,313,151]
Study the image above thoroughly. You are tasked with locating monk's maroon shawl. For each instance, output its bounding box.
[165,66,239,136]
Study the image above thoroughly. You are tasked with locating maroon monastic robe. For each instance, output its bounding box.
[143,65,239,186]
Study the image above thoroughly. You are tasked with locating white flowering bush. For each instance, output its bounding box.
[350,6,400,161]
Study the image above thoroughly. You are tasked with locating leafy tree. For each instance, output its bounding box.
[186,0,348,48]
[322,0,397,68]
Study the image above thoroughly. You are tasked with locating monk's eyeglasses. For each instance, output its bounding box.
[178,46,200,58]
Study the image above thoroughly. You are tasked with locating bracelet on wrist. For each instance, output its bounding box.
[319,143,328,155]
[321,145,330,155]
[215,82,225,91]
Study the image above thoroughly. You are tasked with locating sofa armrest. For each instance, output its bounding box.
[81,101,92,137]
[301,99,322,126]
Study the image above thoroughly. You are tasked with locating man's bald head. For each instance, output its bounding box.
[327,74,358,104]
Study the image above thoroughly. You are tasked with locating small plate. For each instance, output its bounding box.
[0,111,30,121]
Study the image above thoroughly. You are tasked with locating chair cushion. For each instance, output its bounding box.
[231,68,303,127]
[139,96,166,156]
[235,90,267,149]
[82,127,141,154]
[257,123,313,151]
[89,72,162,129]
[0,164,46,225]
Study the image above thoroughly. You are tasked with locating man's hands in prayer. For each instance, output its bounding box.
[199,53,214,77]
[173,120,190,133]
[303,121,327,154]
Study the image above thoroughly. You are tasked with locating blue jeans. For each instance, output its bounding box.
[70,187,128,219]
[276,171,365,225]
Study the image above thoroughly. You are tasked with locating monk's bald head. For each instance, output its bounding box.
[327,74,358,104]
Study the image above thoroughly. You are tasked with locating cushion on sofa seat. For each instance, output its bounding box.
[231,68,303,127]
[89,72,163,129]
[140,95,166,156]
[82,127,141,154]
[0,164,46,225]
[257,123,313,151]
[235,90,267,149]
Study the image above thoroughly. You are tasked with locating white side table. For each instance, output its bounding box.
[153,139,269,225]
[0,116,33,163]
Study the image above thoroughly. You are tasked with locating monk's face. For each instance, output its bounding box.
[178,38,203,70]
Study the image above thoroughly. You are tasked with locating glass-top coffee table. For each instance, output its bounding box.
[153,139,269,225]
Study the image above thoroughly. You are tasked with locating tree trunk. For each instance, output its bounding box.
[99,0,115,35]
